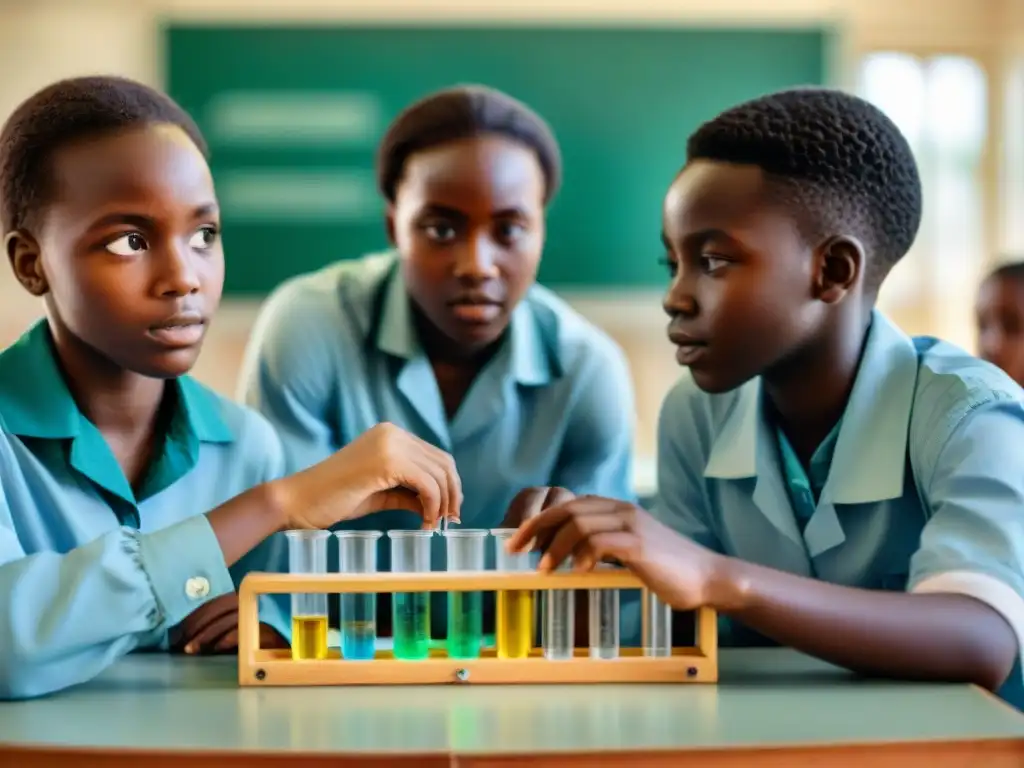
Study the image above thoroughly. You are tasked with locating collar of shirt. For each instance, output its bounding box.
[0,320,234,506]
[701,311,918,557]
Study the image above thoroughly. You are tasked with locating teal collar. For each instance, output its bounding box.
[0,320,234,504]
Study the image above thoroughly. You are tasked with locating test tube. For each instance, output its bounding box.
[642,589,673,657]
[286,529,330,661]
[542,558,574,660]
[335,530,382,660]
[490,528,534,659]
[442,529,488,659]
[388,530,433,660]
[588,564,620,659]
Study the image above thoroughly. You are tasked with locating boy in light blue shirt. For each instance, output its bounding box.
[239,86,635,632]
[0,77,460,699]
[510,88,1024,707]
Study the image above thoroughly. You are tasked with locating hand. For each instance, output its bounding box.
[168,594,290,655]
[500,486,575,528]
[505,496,724,611]
[275,422,462,531]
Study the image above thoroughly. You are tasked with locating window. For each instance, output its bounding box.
[857,52,987,348]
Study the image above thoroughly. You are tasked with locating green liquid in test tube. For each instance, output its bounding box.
[442,529,488,659]
[387,530,433,660]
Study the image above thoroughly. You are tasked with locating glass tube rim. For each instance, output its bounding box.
[386,529,434,539]
[334,530,383,540]
[488,527,517,539]
[284,529,332,541]
[441,528,490,538]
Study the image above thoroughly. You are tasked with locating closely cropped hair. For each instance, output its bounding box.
[987,259,1024,283]
[376,84,562,204]
[686,87,923,289]
[0,75,207,234]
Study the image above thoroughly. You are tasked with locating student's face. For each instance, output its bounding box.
[976,275,1024,386]
[388,134,546,354]
[661,161,828,394]
[8,123,223,379]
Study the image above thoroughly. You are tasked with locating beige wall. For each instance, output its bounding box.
[0,0,1016,464]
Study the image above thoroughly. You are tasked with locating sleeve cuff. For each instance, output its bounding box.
[136,515,235,628]
[912,570,1024,660]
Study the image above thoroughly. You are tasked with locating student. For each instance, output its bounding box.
[508,88,1024,706]
[239,86,635,599]
[976,260,1024,387]
[0,76,460,700]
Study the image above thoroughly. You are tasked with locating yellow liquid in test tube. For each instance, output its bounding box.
[496,590,534,658]
[291,615,329,660]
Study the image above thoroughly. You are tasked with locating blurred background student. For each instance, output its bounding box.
[977,260,1024,387]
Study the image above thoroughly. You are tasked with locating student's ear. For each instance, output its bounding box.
[814,235,864,304]
[384,204,397,246]
[5,230,48,297]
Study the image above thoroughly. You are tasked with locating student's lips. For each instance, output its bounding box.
[148,316,206,347]
[668,332,709,365]
[448,300,503,324]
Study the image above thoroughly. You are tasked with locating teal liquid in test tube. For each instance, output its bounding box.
[442,529,488,659]
[387,530,433,660]
[335,530,382,660]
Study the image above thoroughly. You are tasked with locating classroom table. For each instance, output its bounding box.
[2,649,1023,767]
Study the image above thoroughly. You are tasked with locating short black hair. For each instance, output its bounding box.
[986,259,1024,284]
[0,75,207,234]
[686,87,923,290]
[376,84,562,205]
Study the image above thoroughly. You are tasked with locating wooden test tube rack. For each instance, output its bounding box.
[238,570,718,686]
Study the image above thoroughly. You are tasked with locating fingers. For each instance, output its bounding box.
[213,628,239,653]
[543,487,576,511]
[506,496,617,553]
[374,424,462,528]
[172,593,237,651]
[538,511,630,572]
[184,609,239,654]
[571,532,641,572]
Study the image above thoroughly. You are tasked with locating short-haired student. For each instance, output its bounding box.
[0,77,460,699]
[510,88,1024,708]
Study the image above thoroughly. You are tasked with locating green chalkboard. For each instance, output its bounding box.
[165,25,829,295]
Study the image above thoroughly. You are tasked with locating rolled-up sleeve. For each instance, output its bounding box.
[909,399,1024,685]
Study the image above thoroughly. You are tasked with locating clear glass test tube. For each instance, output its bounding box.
[286,529,330,661]
[642,589,673,657]
[589,564,620,659]
[442,529,489,659]
[335,530,382,661]
[387,530,433,660]
[490,528,534,659]
[543,557,575,660]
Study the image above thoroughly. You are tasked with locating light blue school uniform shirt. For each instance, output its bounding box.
[239,252,635,629]
[0,321,288,700]
[652,310,1024,707]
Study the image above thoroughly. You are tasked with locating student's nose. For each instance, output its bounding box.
[453,234,500,281]
[154,241,201,297]
[662,269,698,318]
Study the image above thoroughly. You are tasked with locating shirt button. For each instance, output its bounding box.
[185,576,211,600]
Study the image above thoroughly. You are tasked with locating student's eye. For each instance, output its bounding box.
[700,254,730,273]
[189,226,219,251]
[657,255,678,277]
[105,232,148,257]
[423,222,458,242]
[495,221,527,244]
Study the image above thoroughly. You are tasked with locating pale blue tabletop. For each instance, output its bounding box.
[1,649,1023,762]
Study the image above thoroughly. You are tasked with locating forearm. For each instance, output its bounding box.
[710,557,1018,691]
[206,481,288,566]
